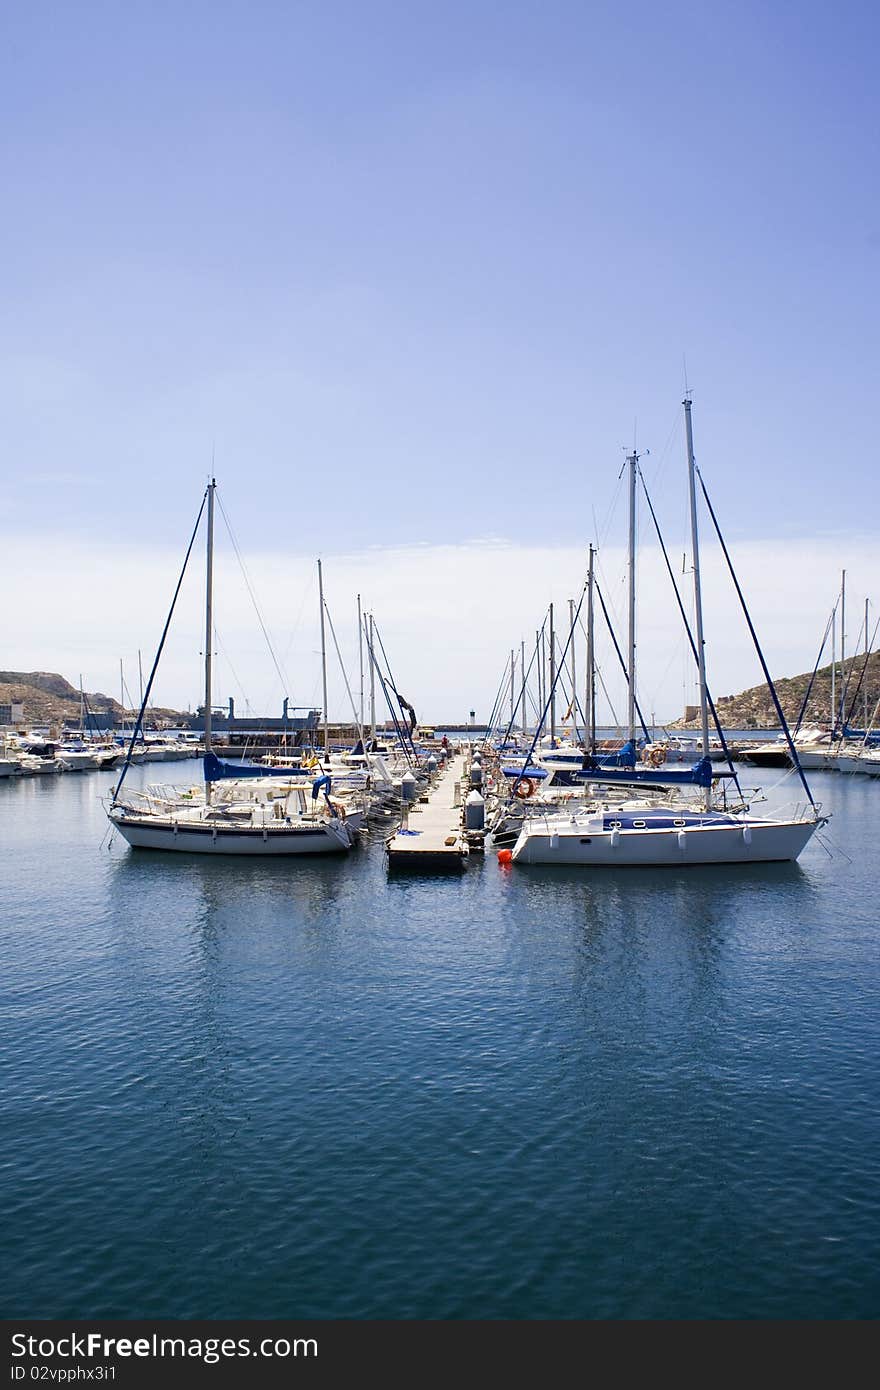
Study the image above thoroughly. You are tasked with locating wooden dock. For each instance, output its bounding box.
[385,754,469,871]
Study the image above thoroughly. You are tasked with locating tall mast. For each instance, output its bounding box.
[357,594,364,730]
[119,659,125,736]
[626,449,638,745]
[204,478,215,801]
[569,598,577,741]
[318,558,329,757]
[369,613,376,739]
[587,544,596,754]
[865,598,870,733]
[549,603,556,743]
[79,674,84,734]
[683,398,710,804]
[830,601,836,731]
[840,569,846,725]
[520,639,526,734]
[509,648,515,731]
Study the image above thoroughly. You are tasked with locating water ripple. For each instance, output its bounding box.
[1,766,878,1317]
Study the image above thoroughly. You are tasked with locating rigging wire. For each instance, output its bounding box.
[507,583,589,796]
[213,625,252,715]
[277,565,318,700]
[594,579,651,740]
[214,489,293,707]
[495,614,548,748]
[112,487,208,803]
[641,403,683,498]
[362,621,417,767]
[575,612,621,731]
[322,598,365,745]
[637,466,745,801]
[792,599,838,736]
[842,614,880,731]
[694,464,816,811]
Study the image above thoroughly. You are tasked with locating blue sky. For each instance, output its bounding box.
[3,2,878,719]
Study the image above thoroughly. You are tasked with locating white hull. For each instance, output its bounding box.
[57,751,103,771]
[110,813,356,855]
[511,816,819,866]
[836,754,880,776]
[796,749,836,771]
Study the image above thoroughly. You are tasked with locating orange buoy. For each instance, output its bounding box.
[497,848,513,865]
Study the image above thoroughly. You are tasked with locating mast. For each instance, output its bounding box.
[830,602,836,732]
[318,558,329,757]
[865,598,870,733]
[587,544,596,754]
[683,397,711,806]
[119,659,125,737]
[204,478,215,802]
[626,449,638,745]
[369,613,376,739]
[79,674,84,735]
[549,603,556,743]
[840,569,846,726]
[537,628,544,716]
[520,639,526,734]
[357,593,364,730]
[561,603,575,745]
[509,648,515,731]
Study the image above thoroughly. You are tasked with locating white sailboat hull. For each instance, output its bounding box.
[836,754,880,776]
[511,816,819,866]
[110,815,355,854]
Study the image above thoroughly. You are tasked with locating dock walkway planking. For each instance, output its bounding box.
[385,753,469,870]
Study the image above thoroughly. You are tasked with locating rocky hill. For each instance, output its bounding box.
[0,671,186,728]
[670,652,880,729]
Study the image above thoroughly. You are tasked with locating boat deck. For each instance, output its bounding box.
[386,754,468,870]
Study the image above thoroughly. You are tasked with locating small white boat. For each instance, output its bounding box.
[55,743,103,771]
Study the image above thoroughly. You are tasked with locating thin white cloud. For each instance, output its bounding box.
[2,532,876,726]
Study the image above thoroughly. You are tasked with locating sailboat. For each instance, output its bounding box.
[107,481,361,855]
[510,397,826,867]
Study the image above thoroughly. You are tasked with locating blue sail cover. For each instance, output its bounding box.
[576,756,723,788]
[501,755,728,790]
[503,741,640,782]
[602,739,637,768]
[203,752,309,781]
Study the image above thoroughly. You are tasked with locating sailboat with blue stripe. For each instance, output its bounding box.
[510,397,827,867]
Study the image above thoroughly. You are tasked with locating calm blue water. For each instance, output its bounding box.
[1,761,878,1319]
